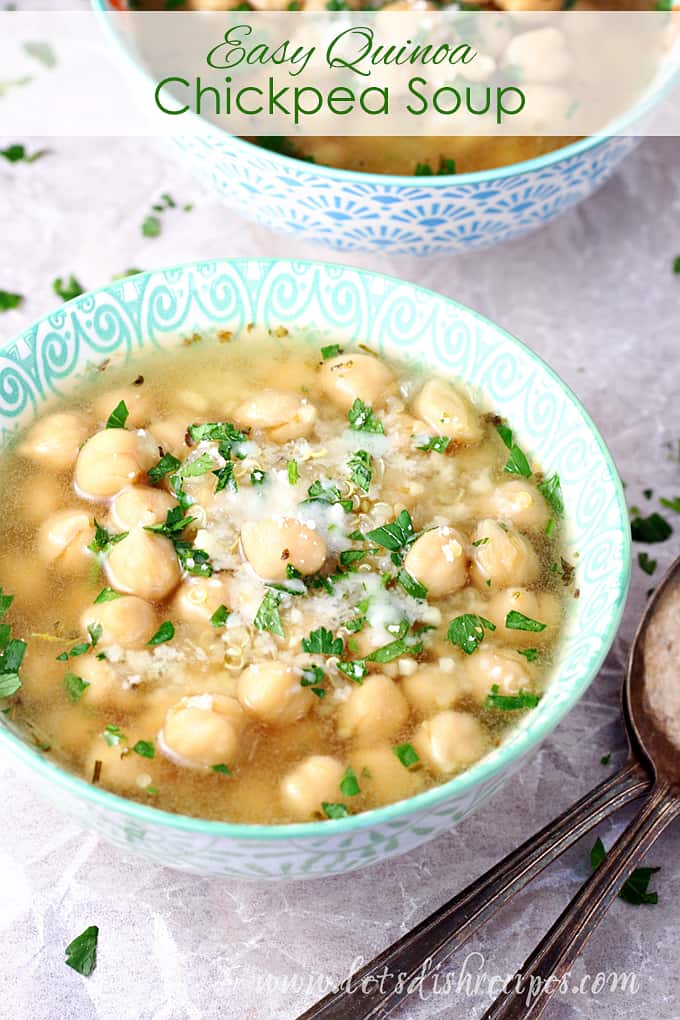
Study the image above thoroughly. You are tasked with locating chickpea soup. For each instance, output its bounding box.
[0,332,572,824]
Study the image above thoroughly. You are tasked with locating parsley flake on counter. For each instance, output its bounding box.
[322,802,349,820]
[93,587,122,605]
[147,621,175,646]
[23,40,57,69]
[590,837,660,905]
[393,743,420,769]
[0,289,23,312]
[674,254,680,273]
[447,614,496,655]
[600,752,611,766]
[497,423,532,478]
[321,343,342,360]
[64,672,89,703]
[65,925,99,977]
[88,520,128,555]
[210,605,230,628]
[348,449,372,492]
[0,143,48,163]
[631,511,673,543]
[53,275,84,302]
[142,214,161,238]
[348,398,384,434]
[638,552,657,576]
[340,766,361,797]
[254,590,284,638]
[505,611,547,633]
[302,626,343,656]
[105,399,129,429]
[660,496,680,513]
[416,435,450,454]
[484,685,540,711]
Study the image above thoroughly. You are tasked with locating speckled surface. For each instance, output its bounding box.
[1,46,680,1017]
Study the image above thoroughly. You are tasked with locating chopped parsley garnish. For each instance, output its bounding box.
[638,552,657,576]
[0,143,48,163]
[133,739,155,759]
[0,289,23,312]
[0,589,26,697]
[53,275,84,302]
[287,460,299,485]
[484,685,540,711]
[211,763,232,775]
[56,623,101,662]
[65,925,99,977]
[505,611,547,633]
[393,743,420,769]
[103,724,125,747]
[321,343,342,360]
[538,474,564,516]
[472,537,489,547]
[302,480,352,513]
[414,157,457,176]
[254,590,284,637]
[301,626,343,656]
[174,541,213,578]
[631,511,672,543]
[447,614,496,655]
[545,518,555,538]
[337,659,368,684]
[348,449,372,492]
[147,621,175,646]
[366,625,423,663]
[145,505,196,538]
[213,460,237,494]
[148,452,181,485]
[93,587,122,605]
[210,605,230,628]
[416,435,450,454]
[250,469,267,486]
[64,673,89,703]
[301,664,326,698]
[348,398,384,434]
[340,766,361,797]
[0,672,22,698]
[496,423,531,478]
[590,837,659,905]
[88,520,128,555]
[518,648,539,663]
[104,400,128,430]
[187,421,246,449]
[396,568,428,600]
[339,549,375,569]
[366,509,416,555]
[322,802,349,819]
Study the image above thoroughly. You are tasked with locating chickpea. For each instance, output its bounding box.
[470,519,540,590]
[237,662,314,726]
[111,485,176,530]
[411,379,482,446]
[403,526,468,597]
[413,710,488,776]
[279,755,346,820]
[336,674,410,745]
[18,412,91,472]
[319,353,394,412]
[148,417,190,459]
[172,575,233,626]
[82,596,158,649]
[75,653,137,710]
[480,479,549,532]
[349,745,425,807]
[93,386,152,429]
[105,529,181,601]
[241,518,327,580]
[234,390,317,443]
[483,588,561,647]
[160,693,246,769]
[463,646,534,704]
[38,509,94,572]
[401,664,465,716]
[74,428,158,500]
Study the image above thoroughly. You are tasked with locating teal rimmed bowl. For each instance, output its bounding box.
[0,258,630,879]
[94,1,679,255]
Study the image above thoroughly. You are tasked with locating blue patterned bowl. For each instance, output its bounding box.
[0,258,630,878]
[94,0,652,255]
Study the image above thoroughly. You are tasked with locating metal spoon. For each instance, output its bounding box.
[295,558,680,1020]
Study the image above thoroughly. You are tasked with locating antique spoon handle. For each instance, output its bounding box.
[482,781,680,1020]
[296,759,649,1020]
